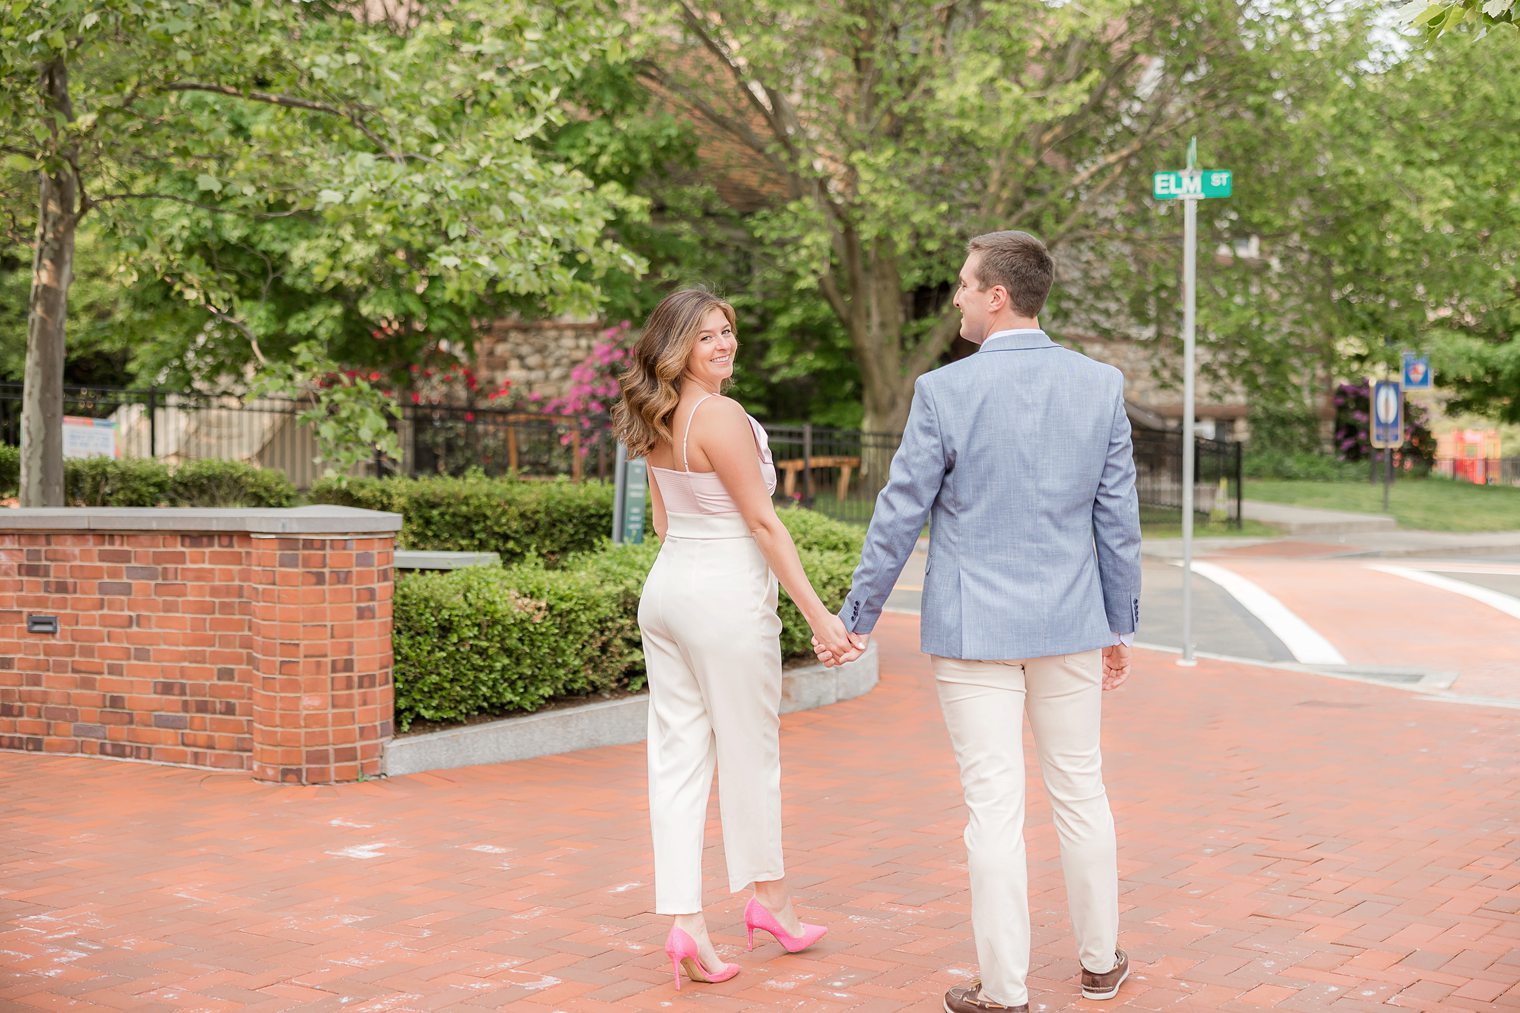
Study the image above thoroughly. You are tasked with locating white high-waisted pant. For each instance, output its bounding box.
[639,511,785,914]
[933,651,1120,1007]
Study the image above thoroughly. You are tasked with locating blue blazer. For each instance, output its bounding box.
[841,329,1141,660]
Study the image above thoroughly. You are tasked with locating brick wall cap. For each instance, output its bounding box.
[0,506,402,534]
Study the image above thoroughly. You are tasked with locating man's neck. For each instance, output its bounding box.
[976,315,1041,343]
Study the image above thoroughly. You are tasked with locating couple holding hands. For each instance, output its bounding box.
[610,229,1142,1012]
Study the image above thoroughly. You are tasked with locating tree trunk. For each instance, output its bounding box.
[21,57,77,508]
[860,376,913,436]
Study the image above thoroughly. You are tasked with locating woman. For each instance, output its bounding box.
[612,289,863,989]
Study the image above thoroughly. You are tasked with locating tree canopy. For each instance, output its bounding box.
[2,0,650,500]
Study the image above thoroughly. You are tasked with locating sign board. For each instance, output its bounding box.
[1152,170,1233,200]
[1370,380,1404,449]
[620,456,647,544]
[61,416,118,459]
[1402,352,1432,391]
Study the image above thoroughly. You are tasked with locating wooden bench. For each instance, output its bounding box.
[502,413,583,481]
[774,455,861,502]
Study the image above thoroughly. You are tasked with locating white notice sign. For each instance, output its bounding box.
[62,416,119,459]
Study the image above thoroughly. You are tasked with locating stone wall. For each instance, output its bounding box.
[474,319,611,400]
[0,507,399,785]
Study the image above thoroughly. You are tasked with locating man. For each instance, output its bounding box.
[816,230,1141,1012]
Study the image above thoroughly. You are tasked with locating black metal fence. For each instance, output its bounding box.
[0,385,607,489]
[1132,429,1244,528]
[1,384,1242,526]
[1432,456,1520,487]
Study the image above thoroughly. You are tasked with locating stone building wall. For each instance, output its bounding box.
[474,319,612,401]
[475,317,1255,438]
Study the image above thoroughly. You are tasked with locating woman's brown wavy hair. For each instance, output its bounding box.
[612,288,737,458]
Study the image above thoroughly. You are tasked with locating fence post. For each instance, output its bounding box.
[1233,440,1243,529]
[802,423,814,505]
[147,387,158,459]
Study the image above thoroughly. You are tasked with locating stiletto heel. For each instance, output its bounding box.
[743,897,828,954]
[663,925,740,988]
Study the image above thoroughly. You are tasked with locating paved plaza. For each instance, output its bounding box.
[4,542,1520,1011]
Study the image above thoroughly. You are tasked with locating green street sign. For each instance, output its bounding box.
[1153,169,1232,200]
[620,456,647,543]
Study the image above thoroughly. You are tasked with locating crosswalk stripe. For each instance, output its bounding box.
[1369,564,1520,622]
[1188,561,1348,665]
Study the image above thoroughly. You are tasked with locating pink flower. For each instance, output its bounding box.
[368,371,381,381]
[410,392,421,404]
[465,412,475,422]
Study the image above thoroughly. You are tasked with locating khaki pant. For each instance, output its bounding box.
[640,512,785,915]
[933,651,1120,1007]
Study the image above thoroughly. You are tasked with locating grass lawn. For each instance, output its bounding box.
[1245,477,1520,532]
[1140,516,1281,540]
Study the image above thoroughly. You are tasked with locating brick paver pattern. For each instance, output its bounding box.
[3,613,1518,1011]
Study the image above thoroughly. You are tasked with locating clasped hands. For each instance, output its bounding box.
[810,614,868,668]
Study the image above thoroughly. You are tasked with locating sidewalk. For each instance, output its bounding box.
[1145,501,1520,562]
[3,613,1518,1011]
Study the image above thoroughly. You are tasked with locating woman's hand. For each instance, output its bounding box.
[808,612,866,666]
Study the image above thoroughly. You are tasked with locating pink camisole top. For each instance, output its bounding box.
[649,394,777,514]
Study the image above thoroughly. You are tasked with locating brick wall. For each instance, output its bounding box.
[0,508,399,785]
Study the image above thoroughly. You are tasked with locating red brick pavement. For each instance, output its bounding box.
[3,613,1518,1011]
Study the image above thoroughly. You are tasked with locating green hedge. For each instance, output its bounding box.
[0,444,18,498]
[0,449,295,507]
[390,509,864,731]
[310,473,616,565]
[1243,448,1367,481]
[165,458,297,507]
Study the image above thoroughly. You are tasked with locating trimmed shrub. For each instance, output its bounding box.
[166,458,297,507]
[311,473,615,565]
[390,509,865,730]
[392,557,646,731]
[774,505,868,553]
[0,444,17,497]
[65,456,173,506]
[2,450,297,507]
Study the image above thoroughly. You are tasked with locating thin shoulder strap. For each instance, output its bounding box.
[680,393,717,472]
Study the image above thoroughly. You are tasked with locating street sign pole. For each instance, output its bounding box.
[1180,177,1197,666]
[1153,139,1231,667]
[612,441,629,544]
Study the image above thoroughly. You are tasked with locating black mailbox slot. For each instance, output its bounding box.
[27,615,59,635]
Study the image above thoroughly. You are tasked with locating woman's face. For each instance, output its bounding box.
[683,306,736,390]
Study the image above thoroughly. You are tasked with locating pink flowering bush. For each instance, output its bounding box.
[541,322,633,455]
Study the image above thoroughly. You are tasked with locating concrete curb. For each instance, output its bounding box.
[382,640,880,777]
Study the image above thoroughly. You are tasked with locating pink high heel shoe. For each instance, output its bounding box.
[744,897,828,953]
[664,925,739,990]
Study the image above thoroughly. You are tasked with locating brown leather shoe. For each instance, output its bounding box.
[943,980,1029,1013]
[1081,948,1130,1000]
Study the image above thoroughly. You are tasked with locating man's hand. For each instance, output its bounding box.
[1101,643,1131,690]
[813,632,870,668]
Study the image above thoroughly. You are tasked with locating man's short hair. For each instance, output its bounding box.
[967,231,1054,317]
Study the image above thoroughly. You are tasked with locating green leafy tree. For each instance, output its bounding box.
[1405,0,1516,41]
[2,0,646,505]
[641,1,1351,432]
